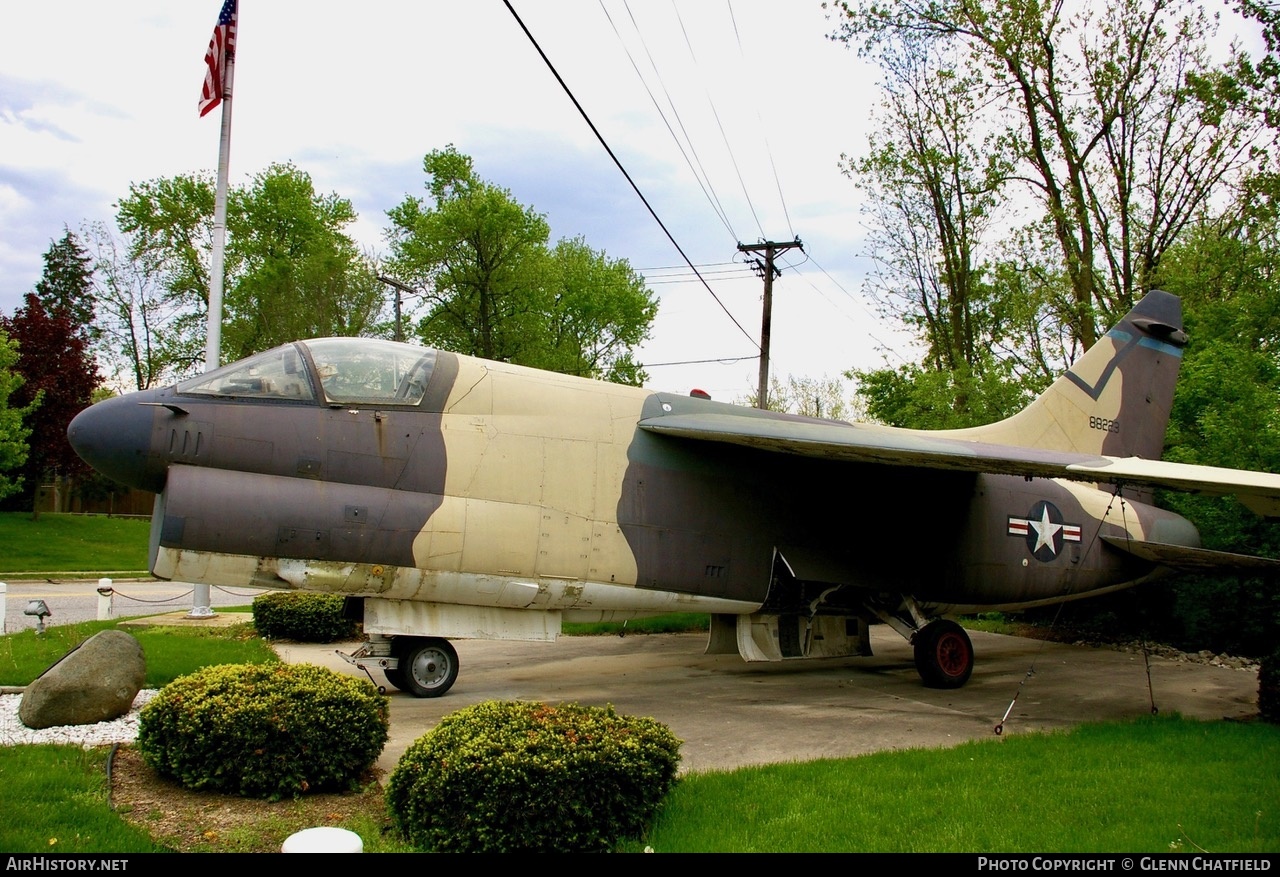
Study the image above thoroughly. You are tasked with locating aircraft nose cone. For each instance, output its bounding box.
[67,391,165,493]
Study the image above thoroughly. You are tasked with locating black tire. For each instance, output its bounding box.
[382,666,405,691]
[913,620,974,689]
[395,637,459,698]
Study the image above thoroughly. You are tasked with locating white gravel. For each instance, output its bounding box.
[0,690,158,747]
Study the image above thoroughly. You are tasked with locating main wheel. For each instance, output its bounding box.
[382,666,406,691]
[913,620,974,689]
[395,637,459,698]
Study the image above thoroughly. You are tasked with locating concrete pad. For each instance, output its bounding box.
[117,610,252,629]
[273,627,1261,778]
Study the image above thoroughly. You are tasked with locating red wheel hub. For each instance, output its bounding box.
[935,631,971,677]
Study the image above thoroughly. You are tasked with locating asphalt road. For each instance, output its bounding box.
[0,578,270,633]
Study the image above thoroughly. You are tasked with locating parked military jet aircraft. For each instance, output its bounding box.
[68,290,1280,696]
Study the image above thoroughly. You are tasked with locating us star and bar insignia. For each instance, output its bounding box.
[1008,501,1082,562]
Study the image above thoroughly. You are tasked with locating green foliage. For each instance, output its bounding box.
[1261,649,1280,724]
[251,591,358,642]
[833,0,1270,413]
[0,332,33,501]
[852,356,1038,428]
[34,230,96,337]
[115,162,385,372]
[562,612,710,636]
[1138,212,1280,654]
[0,293,98,511]
[137,663,389,800]
[385,146,657,384]
[224,164,385,360]
[386,700,682,852]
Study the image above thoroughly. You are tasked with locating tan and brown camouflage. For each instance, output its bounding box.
[68,290,1280,694]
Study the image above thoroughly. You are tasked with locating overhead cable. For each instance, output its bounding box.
[504,0,760,352]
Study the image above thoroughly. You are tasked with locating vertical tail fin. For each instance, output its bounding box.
[944,290,1187,459]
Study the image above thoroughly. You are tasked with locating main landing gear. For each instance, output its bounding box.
[867,599,977,688]
[339,635,460,698]
[912,619,974,689]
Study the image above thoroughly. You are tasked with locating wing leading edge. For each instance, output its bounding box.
[637,409,1280,519]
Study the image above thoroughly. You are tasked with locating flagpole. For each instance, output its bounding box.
[205,51,233,376]
[191,5,236,620]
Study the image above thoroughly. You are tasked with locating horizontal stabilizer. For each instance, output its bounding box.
[1100,535,1280,574]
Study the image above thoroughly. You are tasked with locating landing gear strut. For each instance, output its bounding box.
[913,619,974,689]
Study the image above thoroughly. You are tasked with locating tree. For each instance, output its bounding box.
[34,229,95,337]
[115,162,386,369]
[385,146,552,364]
[845,32,1014,396]
[740,373,863,421]
[533,237,657,383]
[385,146,657,384]
[851,356,1035,429]
[223,164,386,360]
[0,294,98,513]
[0,329,33,501]
[831,0,1270,357]
[82,221,185,391]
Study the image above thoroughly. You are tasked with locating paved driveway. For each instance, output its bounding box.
[274,626,1261,777]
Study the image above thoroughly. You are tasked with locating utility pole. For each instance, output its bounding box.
[737,238,803,410]
[377,275,419,343]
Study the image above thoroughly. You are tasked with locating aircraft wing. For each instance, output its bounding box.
[1100,535,1280,573]
[1067,457,1280,518]
[638,412,1280,518]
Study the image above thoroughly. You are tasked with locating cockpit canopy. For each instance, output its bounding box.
[178,338,438,407]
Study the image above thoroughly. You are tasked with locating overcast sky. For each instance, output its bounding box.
[6,1,944,399]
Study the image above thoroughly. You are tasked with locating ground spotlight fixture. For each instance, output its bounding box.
[24,599,51,634]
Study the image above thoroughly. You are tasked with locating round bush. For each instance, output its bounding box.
[137,663,389,799]
[386,700,682,852]
[251,591,358,642]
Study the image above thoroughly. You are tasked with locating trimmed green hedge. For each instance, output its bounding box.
[251,591,357,642]
[137,663,389,800]
[386,700,682,852]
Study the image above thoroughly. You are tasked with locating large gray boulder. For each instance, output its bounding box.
[19,630,146,730]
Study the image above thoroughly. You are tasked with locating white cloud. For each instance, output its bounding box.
[0,0,904,397]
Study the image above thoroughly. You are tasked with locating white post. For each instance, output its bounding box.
[282,827,363,853]
[0,582,6,635]
[97,578,114,621]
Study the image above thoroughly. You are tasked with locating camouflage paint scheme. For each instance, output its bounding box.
[67,290,1280,692]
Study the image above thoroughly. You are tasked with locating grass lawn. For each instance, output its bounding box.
[0,512,150,575]
[628,715,1280,853]
[1,516,1275,852]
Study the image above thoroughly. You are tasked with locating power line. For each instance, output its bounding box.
[671,1,766,240]
[726,0,794,238]
[642,354,757,367]
[600,1,739,241]
[504,0,760,353]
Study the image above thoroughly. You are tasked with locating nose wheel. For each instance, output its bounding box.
[393,637,459,698]
[913,620,974,688]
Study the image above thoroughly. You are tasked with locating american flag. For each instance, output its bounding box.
[198,0,238,118]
